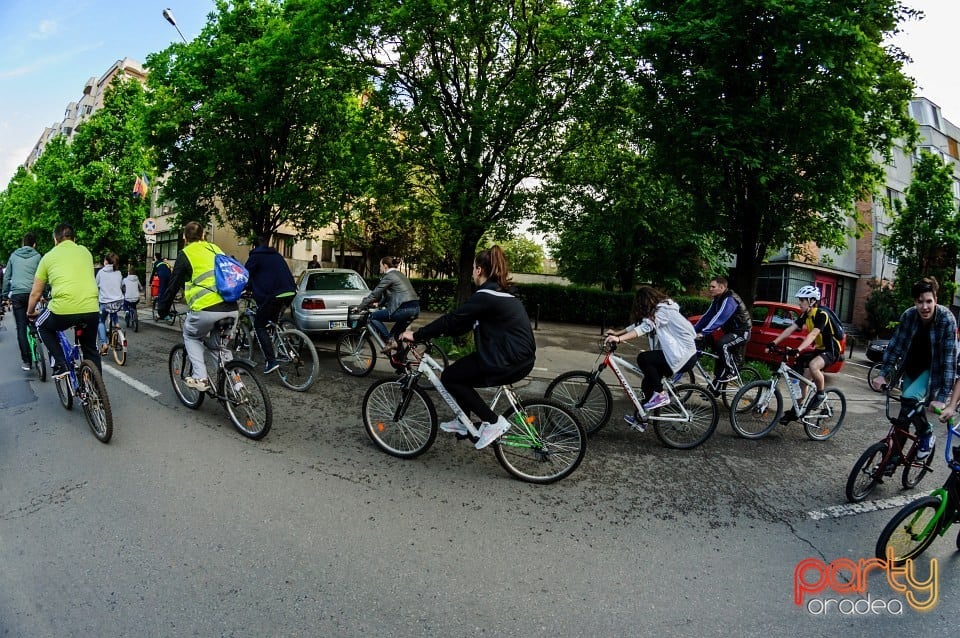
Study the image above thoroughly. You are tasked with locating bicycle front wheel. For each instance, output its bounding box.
[902,439,936,489]
[276,328,318,392]
[803,388,845,441]
[845,442,887,503]
[867,363,883,392]
[79,361,113,443]
[876,495,942,565]
[168,345,205,409]
[110,328,126,366]
[730,380,782,439]
[720,366,761,410]
[653,384,719,449]
[544,371,612,436]
[222,361,273,440]
[493,398,586,483]
[362,378,438,458]
[336,332,376,376]
[32,338,47,382]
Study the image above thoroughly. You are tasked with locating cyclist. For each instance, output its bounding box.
[605,286,698,414]
[150,253,172,317]
[872,277,956,459]
[400,245,535,449]
[692,275,752,384]
[3,232,42,371]
[156,221,239,392]
[357,256,420,355]
[26,222,101,376]
[767,285,840,424]
[121,264,143,321]
[243,234,297,374]
[95,252,124,355]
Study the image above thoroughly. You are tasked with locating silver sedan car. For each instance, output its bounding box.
[291,268,371,333]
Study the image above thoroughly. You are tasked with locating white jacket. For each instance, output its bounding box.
[627,299,697,373]
[96,264,124,303]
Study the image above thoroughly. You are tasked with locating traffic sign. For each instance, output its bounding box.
[145,234,157,244]
[142,218,158,234]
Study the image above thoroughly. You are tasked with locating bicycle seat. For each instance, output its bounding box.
[214,317,236,332]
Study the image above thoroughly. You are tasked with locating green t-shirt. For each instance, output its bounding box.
[35,240,99,315]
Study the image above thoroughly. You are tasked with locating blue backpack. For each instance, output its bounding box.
[209,248,249,303]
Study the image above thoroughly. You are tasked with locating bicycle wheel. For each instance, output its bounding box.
[168,345,205,409]
[32,337,47,382]
[544,371,612,436]
[876,495,942,565]
[803,388,845,441]
[867,363,883,392]
[233,321,256,361]
[362,377,438,458]
[222,361,273,440]
[78,361,113,443]
[336,332,376,377]
[55,373,73,410]
[729,380,782,439]
[409,341,449,369]
[110,328,126,366]
[131,308,139,333]
[653,384,719,449]
[276,328,318,392]
[845,442,887,503]
[902,440,936,489]
[493,398,586,484]
[720,366,761,410]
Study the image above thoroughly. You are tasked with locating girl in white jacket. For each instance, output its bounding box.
[605,286,698,411]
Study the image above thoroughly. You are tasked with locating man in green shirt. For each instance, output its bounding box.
[27,223,101,376]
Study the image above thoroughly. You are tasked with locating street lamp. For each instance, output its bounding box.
[162,8,188,44]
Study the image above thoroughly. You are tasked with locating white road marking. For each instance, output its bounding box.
[102,364,162,398]
[808,494,921,520]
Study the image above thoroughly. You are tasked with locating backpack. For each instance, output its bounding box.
[815,306,846,355]
[210,249,249,303]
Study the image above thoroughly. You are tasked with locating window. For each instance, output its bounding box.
[910,100,943,131]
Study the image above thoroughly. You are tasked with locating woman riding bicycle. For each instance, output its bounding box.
[400,245,535,449]
[95,252,124,356]
[357,256,420,355]
[604,286,698,412]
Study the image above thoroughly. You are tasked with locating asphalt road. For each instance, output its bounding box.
[0,312,954,636]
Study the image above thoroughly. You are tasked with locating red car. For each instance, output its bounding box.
[690,300,846,373]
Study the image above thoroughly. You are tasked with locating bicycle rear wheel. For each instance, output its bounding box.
[168,345,205,409]
[493,398,586,484]
[408,341,449,370]
[110,328,126,366]
[79,361,112,443]
[544,371,612,436]
[222,361,272,440]
[803,388,845,440]
[875,495,942,565]
[336,332,376,376]
[653,384,719,449]
[845,442,887,503]
[276,328,318,392]
[902,439,936,489]
[729,380,782,439]
[32,337,47,382]
[131,308,139,333]
[362,378,438,458]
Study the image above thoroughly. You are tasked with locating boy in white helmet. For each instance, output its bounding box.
[767,285,841,424]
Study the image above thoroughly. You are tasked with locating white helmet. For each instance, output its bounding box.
[796,285,821,301]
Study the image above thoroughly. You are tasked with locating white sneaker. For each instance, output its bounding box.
[185,377,211,392]
[440,419,469,435]
[642,391,670,411]
[475,415,511,449]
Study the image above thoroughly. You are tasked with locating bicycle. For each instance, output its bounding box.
[846,386,936,502]
[152,298,179,325]
[25,301,48,382]
[336,305,449,377]
[544,341,720,449]
[123,300,140,333]
[362,340,586,483]
[875,416,960,565]
[101,301,127,366]
[50,321,113,443]
[687,346,761,409]
[168,314,273,439]
[232,296,319,392]
[728,344,846,441]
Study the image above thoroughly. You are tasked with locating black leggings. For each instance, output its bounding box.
[440,353,534,423]
[636,351,697,399]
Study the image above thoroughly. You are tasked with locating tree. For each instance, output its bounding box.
[482,234,544,275]
[631,0,918,304]
[350,0,617,302]
[884,150,960,304]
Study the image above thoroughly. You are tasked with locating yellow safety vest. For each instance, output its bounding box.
[183,241,225,311]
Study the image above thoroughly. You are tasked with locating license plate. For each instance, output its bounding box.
[328,320,348,329]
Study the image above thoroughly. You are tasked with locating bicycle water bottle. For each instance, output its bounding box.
[788,378,802,401]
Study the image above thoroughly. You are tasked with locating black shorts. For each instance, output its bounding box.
[797,350,838,369]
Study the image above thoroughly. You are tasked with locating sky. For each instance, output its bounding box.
[0,1,958,188]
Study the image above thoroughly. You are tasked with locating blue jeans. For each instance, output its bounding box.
[368,302,420,342]
[900,371,932,436]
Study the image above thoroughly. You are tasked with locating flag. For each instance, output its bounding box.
[132,173,149,200]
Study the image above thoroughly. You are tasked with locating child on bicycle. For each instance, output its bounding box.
[604,286,698,413]
[95,252,124,356]
[121,264,142,318]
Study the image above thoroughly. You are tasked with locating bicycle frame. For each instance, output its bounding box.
[594,346,699,424]
[56,328,84,395]
[768,360,819,415]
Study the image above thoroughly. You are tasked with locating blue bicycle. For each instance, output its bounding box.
[53,321,113,443]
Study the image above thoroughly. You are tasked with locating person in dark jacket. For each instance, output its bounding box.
[400,245,535,449]
[358,256,420,353]
[3,232,43,370]
[692,276,752,383]
[244,235,297,374]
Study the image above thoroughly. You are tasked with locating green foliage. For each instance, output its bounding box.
[480,234,544,274]
[864,285,901,337]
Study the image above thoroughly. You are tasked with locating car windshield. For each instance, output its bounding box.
[305,272,367,292]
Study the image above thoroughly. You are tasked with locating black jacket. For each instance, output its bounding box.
[244,246,296,305]
[414,280,535,371]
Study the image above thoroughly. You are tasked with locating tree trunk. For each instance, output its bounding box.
[455,234,481,305]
